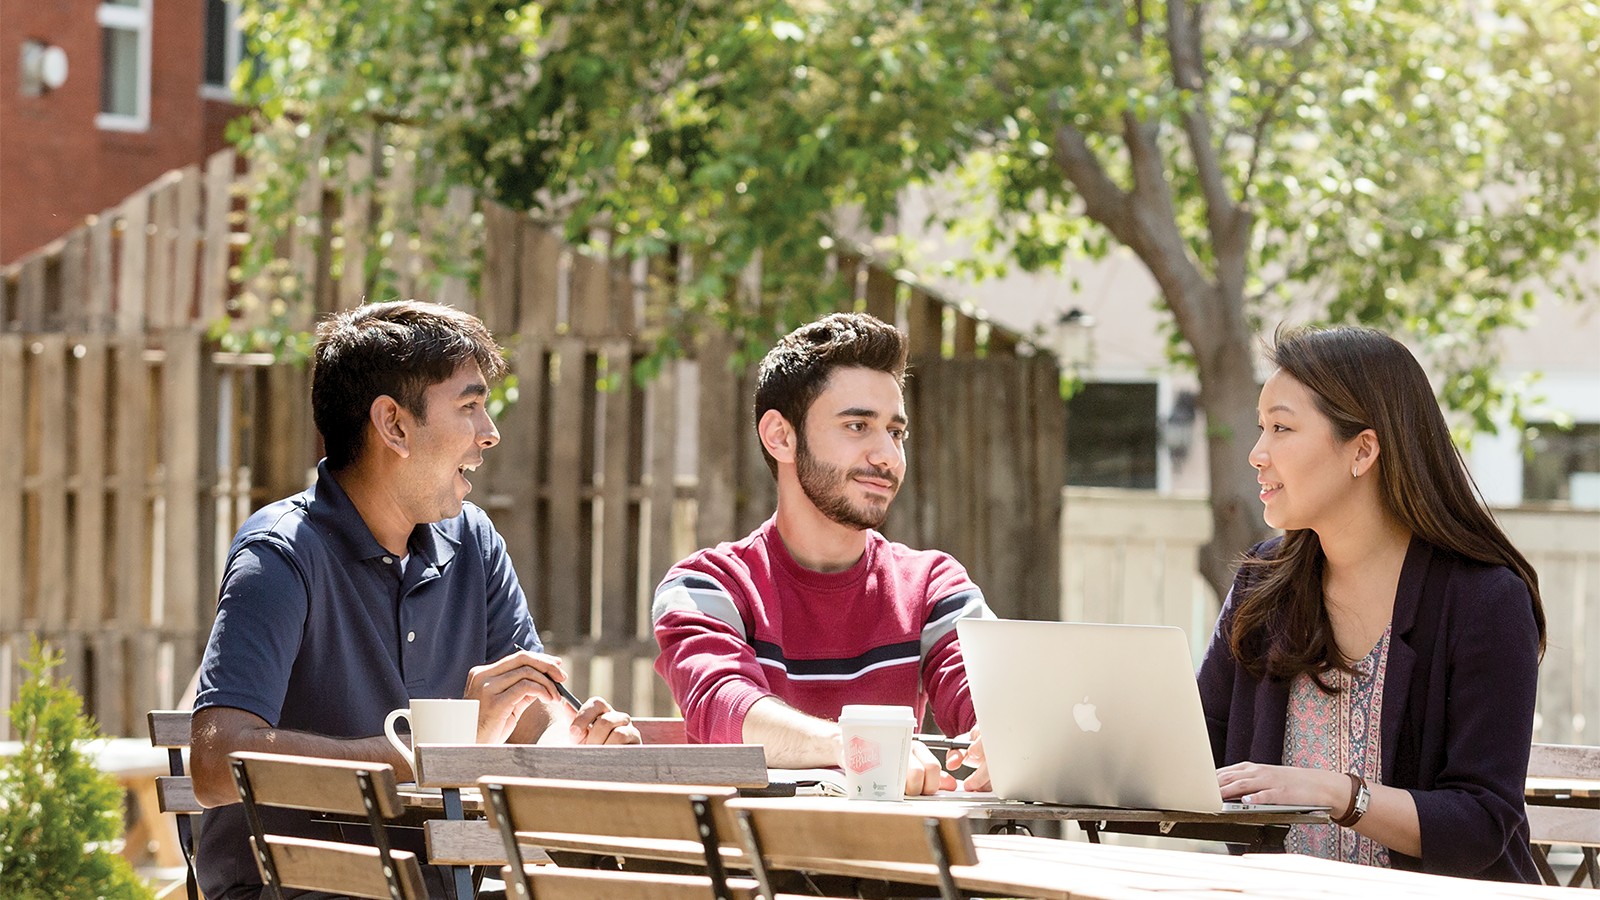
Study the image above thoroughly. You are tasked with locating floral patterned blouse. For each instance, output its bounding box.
[1282,625,1393,867]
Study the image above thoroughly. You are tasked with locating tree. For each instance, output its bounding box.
[0,640,154,898]
[234,0,1600,594]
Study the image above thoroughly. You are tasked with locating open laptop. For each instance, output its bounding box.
[957,618,1325,813]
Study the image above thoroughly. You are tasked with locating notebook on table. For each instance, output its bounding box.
[957,618,1326,814]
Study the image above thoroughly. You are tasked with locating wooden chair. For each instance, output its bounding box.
[147,709,202,900]
[229,751,427,900]
[412,741,768,898]
[478,777,754,900]
[725,798,978,900]
[1528,742,1600,888]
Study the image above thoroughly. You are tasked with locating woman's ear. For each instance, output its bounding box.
[758,409,798,465]
[370,395,411,459]
[1351,428,1380,478]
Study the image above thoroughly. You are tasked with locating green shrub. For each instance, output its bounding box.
[0,639,153,899]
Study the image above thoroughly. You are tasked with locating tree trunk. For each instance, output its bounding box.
[1192,324,1272,606]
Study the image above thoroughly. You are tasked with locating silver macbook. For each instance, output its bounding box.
[958,618,1323,813]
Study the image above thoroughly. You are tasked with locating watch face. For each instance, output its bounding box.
[1355,781,1372,814]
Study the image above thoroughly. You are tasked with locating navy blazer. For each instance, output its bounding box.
[1198,536,1540,882]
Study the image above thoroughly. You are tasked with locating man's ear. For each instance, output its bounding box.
[370,395,411,459]
[758,409,798,465]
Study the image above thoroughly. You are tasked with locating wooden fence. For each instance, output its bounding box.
[0,146,1064,736]
[1061,487,1600,746]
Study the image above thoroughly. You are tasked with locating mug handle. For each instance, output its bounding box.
[383,708,412,762]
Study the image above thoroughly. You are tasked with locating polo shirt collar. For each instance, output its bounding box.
[306,460,459,571]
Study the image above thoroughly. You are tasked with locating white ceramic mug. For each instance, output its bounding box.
[839,704,915,801]
[383,698,480,761]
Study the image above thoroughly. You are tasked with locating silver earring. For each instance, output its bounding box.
[1351,467,1359,478]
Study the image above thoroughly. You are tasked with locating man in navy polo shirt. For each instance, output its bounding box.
[189,300,640,898]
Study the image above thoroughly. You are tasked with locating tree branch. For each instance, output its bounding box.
[1167,0,1240,251]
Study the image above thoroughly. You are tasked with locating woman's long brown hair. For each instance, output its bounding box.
[1229,326,1545,687]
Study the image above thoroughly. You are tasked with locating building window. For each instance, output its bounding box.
[1066,382,1159,490]
[97,0,151,130]
[203,0,244,99]
[1524,422,1600,509]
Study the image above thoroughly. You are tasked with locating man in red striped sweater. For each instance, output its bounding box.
[652,312,992,794]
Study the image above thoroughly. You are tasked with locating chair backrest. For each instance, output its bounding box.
[414,743,768,790]
[725,798,978,900]
[1527,742,1600,879]
[479,777,744,900]
[521,868,760,900]
[147,709,201,900]
[230,751,427,900]
[1529,743,1600,780]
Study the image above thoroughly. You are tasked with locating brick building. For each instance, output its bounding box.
[0,0,243,264]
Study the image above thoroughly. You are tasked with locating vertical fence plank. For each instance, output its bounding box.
[695,336,738,547]
[173,165,202,325]
[569,251,611,337]
[863,266,897,324]
[162,331,205,644]
[34,338,70,632]
[147,176,178,330]
[437,186,476,311]
[494,336,545,621]
[0,337,24,641]
[60,231,88,333]
[199,150,235,326]
[598,340,633,647]
[642,361,679,623]
[906,289,944,359]
[112,336,150,644]
[480,202,520,338]
[387,147,418,302]
[545,338,587,643]
[337,138,373,310]
[117,192,150,334]
[735,366,773,538]
[18,256,46,332]
[88,213,115,333]
[519,224,561,338]
[73,336,110,628]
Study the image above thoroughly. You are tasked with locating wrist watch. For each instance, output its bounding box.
[1332,772,1371,828]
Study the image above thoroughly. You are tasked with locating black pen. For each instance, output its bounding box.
[515,640,584,711]
[914,733,973,750]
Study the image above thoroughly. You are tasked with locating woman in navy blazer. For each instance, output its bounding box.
[1197,326,1544,882]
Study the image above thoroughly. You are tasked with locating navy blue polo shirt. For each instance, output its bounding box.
[194,459,541,898]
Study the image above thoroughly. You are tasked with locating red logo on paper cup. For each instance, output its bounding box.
[846,735,881,774]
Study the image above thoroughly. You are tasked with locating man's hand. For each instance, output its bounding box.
[464,649,569,744]
[944,727,990,792]
[907,740,957,796]
[569,697,642,745]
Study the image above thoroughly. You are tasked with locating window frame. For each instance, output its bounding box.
[96,0,153,131]
[201,0,243,101]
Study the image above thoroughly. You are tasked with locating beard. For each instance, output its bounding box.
[795,434,900,531]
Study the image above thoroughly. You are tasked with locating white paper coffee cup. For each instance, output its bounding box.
[839,704,915,801]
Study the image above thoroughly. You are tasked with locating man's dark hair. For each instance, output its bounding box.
[311,300,509,470]
[754,312,908,477]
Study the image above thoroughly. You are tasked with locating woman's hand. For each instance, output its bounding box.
[1216,761,1349,812]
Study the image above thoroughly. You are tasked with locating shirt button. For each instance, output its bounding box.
[407,631,416,643]
[382,556,394,565]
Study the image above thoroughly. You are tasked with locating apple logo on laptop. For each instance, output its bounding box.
[1072,696,1102,733]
